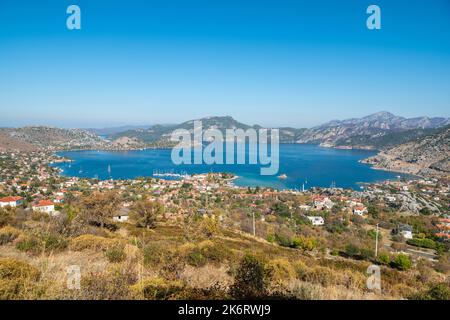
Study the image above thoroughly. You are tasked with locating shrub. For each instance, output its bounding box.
[41,233,68,252]
[377,253,390,265]
[16,232,68,254]
[0,209,12,228]
[70,234,115,252]
[0,258,40,299]
[185,240,231,267]
[291,236,317,251]
[229,255,272,299]
[105,244,126,263]
[15,235,40,254]
[142,243,166,266]
[344,244,360,258]
[0,226,21,245]
[409,283,450,300]
[268,258,296,283]
[199,216,220,238]
[131,278,184,300]
[392,254,412,271]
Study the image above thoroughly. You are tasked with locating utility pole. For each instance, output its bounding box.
[375,223,379,257]
[252,211,256,237]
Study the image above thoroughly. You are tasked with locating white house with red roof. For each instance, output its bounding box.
[0,196,23,208]
[32,200,56,215]
[352,206,368,216]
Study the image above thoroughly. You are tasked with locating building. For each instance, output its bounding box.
[113,208,129,222]
[0,196,23,208]
[307,216,325,226]
[398,224,413,239]
[353,206,367,216]
[32,200,56,215]
[312,196,334,210]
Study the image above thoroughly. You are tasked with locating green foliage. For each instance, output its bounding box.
[406,237,445,253]
[229,255,272,299]
[271,202,290,218]
[291,236,318,251]
[185,241,231,267]
[409,283,450,300]
[392,254,412,271]
[377,253,390,265]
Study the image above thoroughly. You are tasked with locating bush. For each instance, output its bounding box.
[15,235,40,254]
[142,243,166,266]
[406,238,443,252]
[392,254,412,271]
[0,258,40,299]
[268,258,295,283]
[409,283,450,300]
[16,232,68,254]
[0,209,12,228]
[0,226,21,245]
[377,253,390,265]
[131,278,184,300]
[105,244,126,263]
[70,234,115,252]
[344,244,360,258]
[291,236,317,251]
[229,255,272,299]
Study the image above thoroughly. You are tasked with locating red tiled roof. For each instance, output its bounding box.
[0,196,23,203]
[33,200,54,207]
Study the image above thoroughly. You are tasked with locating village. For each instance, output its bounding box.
[0,150,449,299]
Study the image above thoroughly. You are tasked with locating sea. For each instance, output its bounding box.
[52,144,410,190]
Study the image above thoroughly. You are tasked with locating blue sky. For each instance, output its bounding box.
[0,0,449,128]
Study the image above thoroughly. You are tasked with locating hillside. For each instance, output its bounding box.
[0,127,108,151]
[362,125,450,178]
[297,112,450,149]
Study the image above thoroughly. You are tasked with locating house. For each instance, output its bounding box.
[353,206,367,216]
[0,196,23,208]
[32,200,56,215]
[113,208,130,222]
[307,216,325,226]
[312,196,334,210]
[398,224,413,239]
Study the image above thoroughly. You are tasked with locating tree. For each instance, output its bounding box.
[80,191,121,228]
[229,255,272,299]
[131,200,163,229]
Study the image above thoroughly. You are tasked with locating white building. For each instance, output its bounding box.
[32,200,56,215]
[0,196,23,208]
[353,206,368,216]
[307,216,325,226]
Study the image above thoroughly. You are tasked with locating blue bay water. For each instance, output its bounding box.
[53,144,408,190]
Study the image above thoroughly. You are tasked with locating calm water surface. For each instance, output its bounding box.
[54,144,408,190]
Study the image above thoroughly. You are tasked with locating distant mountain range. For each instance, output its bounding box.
[0,112,448,178]
[106,112,449,149]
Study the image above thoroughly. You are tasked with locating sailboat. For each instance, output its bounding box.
[108,165,111,175]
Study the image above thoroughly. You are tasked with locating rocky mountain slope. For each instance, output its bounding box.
[362,125,450,178]
[0,127,108,151]
[296,112,450,149]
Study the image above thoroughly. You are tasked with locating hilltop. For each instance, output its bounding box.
[362,125,450,178]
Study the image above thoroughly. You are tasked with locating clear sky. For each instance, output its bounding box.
[0,0,449,128]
